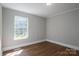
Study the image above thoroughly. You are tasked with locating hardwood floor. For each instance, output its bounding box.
[3,41,79,56]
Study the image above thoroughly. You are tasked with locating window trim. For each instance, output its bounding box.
[14,15,29,40]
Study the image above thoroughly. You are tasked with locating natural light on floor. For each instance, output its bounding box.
[5,49,23,56]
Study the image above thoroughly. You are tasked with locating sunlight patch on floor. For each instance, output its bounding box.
[5,49,23,56]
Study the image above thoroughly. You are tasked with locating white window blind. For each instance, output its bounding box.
[14,16,28,40]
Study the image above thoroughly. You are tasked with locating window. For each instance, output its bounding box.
[14,16,28,40]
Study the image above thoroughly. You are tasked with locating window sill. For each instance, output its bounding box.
[14,35,28,40]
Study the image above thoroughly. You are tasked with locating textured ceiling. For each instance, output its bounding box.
[1,3,79,18]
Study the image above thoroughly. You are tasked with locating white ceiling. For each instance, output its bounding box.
[1,3,79,18]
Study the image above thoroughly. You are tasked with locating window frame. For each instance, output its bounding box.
[14,15,29,40]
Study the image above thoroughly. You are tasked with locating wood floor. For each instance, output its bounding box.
[3,41,79,56]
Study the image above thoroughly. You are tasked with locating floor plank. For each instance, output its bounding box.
[3,41,79,56]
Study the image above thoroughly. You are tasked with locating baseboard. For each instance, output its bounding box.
[3,40,45,51]
[46,39,79,50]
[3,39,79,51]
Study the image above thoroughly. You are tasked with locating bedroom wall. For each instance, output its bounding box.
[47,8,79,49]
[0,5,2,55]
[3,5,79,51]
[2,7,46,51]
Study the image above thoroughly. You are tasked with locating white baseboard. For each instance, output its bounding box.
[46,39,79,50]
[3,40,45,51]
[3,39,79,51]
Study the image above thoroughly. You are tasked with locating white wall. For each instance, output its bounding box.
[0,5,2,55]
[3,5,79,51]
[2,7,46,51]
[47,9,79,49]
